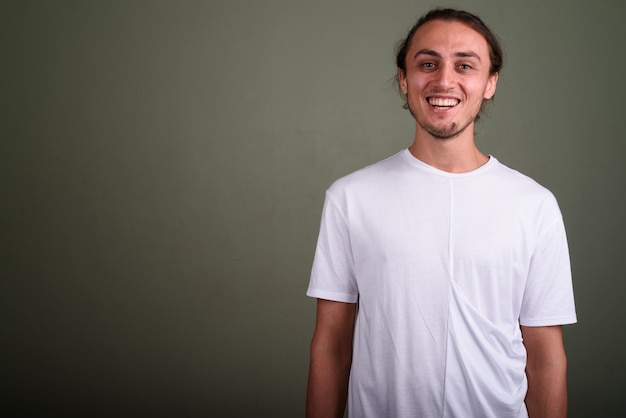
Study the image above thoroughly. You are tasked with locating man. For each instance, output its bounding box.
[306,8,576,418]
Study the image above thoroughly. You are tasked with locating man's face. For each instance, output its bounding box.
[398,19,498,140]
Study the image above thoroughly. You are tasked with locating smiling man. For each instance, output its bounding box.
[401,22,496,143]
[306,8,577,418]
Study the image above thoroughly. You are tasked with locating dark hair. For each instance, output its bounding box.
[394,8,504,112]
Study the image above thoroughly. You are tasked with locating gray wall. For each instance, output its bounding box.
[2,0,624,417]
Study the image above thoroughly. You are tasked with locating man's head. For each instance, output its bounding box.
[395,8,503,138]
[396,9,503,80]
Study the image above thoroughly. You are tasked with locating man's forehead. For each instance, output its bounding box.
[409,19,489,55]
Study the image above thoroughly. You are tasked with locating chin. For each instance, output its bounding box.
[419,121,462,140]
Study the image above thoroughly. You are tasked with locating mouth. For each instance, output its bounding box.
[427,97,460,110]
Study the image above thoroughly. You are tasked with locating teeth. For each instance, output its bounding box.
[428,97,459,107]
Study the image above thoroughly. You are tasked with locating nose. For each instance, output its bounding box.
[434,63,455,89]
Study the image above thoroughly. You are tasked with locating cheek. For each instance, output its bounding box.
[464,83,487,102]
[470,77,496,101]
[406,75,429,97]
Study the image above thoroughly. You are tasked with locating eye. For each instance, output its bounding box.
[459,64,472,70]
[421,62,436,70]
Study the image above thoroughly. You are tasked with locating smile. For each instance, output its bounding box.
[427,97,459,109]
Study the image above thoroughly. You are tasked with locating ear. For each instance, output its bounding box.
[397,69,408,95]
[484,72,499,100]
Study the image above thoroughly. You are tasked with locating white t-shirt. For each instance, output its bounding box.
[307,149,577,418]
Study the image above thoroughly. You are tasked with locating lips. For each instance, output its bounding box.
[427,97,460,108]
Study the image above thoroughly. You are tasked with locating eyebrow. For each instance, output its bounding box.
[413,49,482,61]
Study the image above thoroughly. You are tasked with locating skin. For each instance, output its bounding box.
[307,19,568,418]
[522,325,568,418]
[398,19,498,173]
[306,299,356,418]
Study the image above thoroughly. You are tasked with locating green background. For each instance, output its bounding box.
[2,0,624,417]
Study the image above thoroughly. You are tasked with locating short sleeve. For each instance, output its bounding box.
[519,210,577,326]
[306,192,359,303]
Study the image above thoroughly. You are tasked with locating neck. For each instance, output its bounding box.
[408,127,488,173]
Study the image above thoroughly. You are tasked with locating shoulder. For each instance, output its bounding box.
[326,150,409,199]
[489,158,555,198]
[488,158,563,223]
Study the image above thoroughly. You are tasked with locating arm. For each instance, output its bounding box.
[521,325,568,418]
[306,298,357,418]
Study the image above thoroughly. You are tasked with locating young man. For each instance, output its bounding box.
[306,8,576,418]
